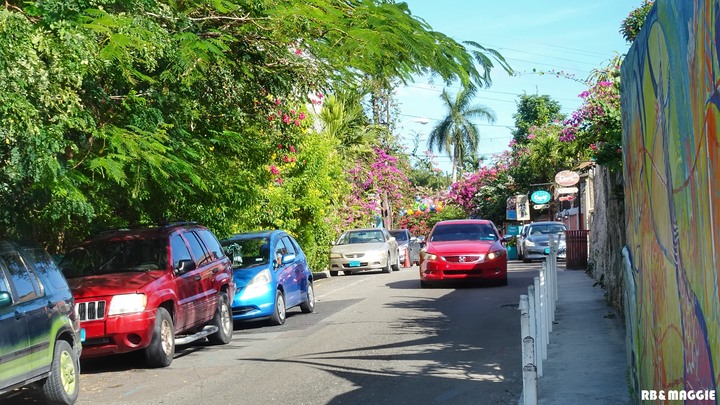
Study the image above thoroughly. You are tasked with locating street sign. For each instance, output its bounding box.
[533,204,549,210]
[555,170,580,186]
[531,190,552,204]
[556,187,579,194]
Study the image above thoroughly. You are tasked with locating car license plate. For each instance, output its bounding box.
[349,260,361,267]
[80,328,86,342]
[544,247,550,255]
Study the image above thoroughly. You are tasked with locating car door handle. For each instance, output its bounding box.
[14,310,25,320]
[194,275,202,281]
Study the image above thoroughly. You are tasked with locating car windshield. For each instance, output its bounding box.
[430,224,498,242]
[528,224,566,236]
[337,230,385,245]
[389,231,408,241]
[60,237,167,278]
[220,237,270,269]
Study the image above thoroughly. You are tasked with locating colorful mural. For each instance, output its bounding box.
[621,0,720,400]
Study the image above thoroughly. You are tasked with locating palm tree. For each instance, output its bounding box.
[427,87,496,182]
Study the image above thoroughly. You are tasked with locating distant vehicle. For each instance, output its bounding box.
[59,222,235,368]
[0,241,82,404]
[220,230,315,326]
[520,221,567,263]
[329,228,400,276]
[516,224,530,260]
[389,229,421,266]
[419,219,510,288]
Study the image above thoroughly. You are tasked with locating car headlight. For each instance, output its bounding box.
[108,293,147,316]
[329,253,342,259]
[420,251,438,261]
[525,240,535,247]
[487,250,506,260]
[248,269,271,287]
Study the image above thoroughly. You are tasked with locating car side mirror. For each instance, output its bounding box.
[502,235,513,242]
[281,254,296,265]
[175,259,196,273]
[0,291,12,308]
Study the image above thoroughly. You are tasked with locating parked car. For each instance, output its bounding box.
[516,224,530,260]
[0,241,82,404]
[419,219,510,288]
[220,230,315,326]
[329,228,400,276]
[58,222,235,368]
[389,229,421,266]
[520,221,568,263]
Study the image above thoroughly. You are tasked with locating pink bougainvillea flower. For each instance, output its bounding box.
[269,165,280,175]
[275,99,282,106]
[283,114,291,124]
[267,115,275,121]
[289,145,296,153]
[275,177,284,184]
[298,112,306,120]
[294,119,301,126]
[294,48,302,55]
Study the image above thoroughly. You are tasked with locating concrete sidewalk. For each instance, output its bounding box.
[537,267,630,404]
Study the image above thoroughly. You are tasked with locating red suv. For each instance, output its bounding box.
[59,222,235,368]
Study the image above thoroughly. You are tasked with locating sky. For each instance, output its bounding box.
[394,0,639,173]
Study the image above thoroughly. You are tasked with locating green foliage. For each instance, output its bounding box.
[620,1,654,43]
[511,94,564,145]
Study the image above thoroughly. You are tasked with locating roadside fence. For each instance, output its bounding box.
[519,235,560,405]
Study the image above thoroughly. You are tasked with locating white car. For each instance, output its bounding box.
[329,228,400,276]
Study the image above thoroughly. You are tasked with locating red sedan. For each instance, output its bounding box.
[419,219,509,288]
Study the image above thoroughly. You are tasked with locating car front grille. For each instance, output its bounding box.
[76,301,107,321]
[443,255,482,263]
[344,253,365,258]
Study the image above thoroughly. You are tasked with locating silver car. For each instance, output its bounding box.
[389,229,421,266]
[329,228,400,276]
[520,221,567,262]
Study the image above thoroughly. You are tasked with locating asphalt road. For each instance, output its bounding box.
[2,261,541,405]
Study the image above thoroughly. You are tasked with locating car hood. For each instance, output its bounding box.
[331,243,387,255]
[68,271,163,298]
[233,265,272,287]
[426,240,497,255]
[527,233,564,244]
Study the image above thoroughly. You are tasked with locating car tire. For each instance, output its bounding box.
[330,270,338,277]
[300,282,315,313]
[42,339,79,405]
[392,253,400,271]
[207,292,233,345]
[269,290,286,325]
[144,307,175,368]
[382,253,391,273]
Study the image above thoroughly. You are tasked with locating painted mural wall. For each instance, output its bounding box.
[621,0,720,398]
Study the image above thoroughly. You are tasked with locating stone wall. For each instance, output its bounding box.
[587,165,625,312]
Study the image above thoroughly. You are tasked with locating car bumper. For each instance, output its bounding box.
[329,254,388,272]
[231,284,276,320]
[78,309,156,358]
[419,258,507,283]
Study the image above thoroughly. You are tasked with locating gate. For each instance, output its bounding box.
[565,230,589,269]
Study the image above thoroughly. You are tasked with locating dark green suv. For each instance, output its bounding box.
[0,241,82,404]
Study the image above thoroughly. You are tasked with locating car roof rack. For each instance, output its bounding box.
[159,220,199,229]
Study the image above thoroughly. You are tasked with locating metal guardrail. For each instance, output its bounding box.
[519,235,559,405]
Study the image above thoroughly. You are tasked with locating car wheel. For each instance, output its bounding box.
[269,290,286,325]
[392,253,400,271]
[382,253,392,273]
[207,292,233,345]
[144,307,175,368]
[300,282,315,313]
[330,270,338,277]
[42,339,79,404]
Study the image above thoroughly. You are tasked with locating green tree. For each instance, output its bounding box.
[427,87,496,183]
[511,94,564,145]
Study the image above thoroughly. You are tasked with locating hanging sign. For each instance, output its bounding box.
[516,194,530,221]
[556,187,579,194]
[533,204,549,210]
[555,170,580,186]
[531,190,552,204]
